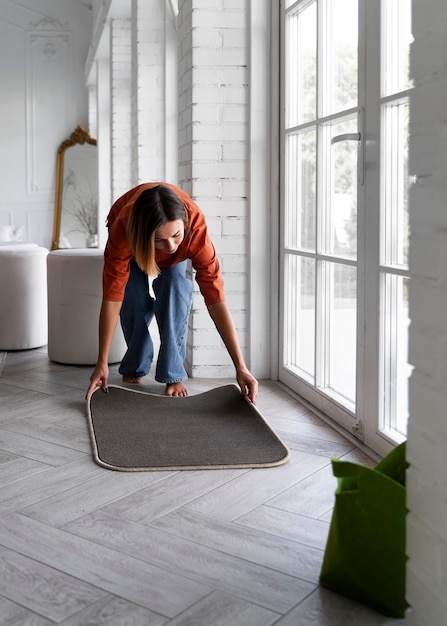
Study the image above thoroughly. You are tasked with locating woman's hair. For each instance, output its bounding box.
[127,185,189,276]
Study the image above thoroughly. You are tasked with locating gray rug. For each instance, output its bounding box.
[86,384,290,471]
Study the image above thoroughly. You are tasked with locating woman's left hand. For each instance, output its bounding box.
[236,368,258,404]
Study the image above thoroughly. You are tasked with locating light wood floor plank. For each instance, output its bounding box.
[0,387,56,415]
[166,590,280,626]
[0,596,53,625]
[0,429,86,466]
[254,381,311,418]
[0,457,104,515]
[235,505,330,551]
[1,417,91,453]
[273,587,406,626]
[150,508,324,583]
[184,450,330,521]
[62,509,316,614]
[24,366,92,390]
[20,471,175,526]
[0,512,211,618]
[277,429,354,458]
[58,596,168,626]
[272,415,354,445]
[0,389,83,423]
[0,454,51,487]
[267,464,337,518]
[102,468,248,523]
[2,371,77,396]
[0,545,108,622]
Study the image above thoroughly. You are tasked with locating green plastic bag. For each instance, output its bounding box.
[319,442,409,618]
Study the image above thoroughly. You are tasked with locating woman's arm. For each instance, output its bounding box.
[86,300,122,398]
[207,301,258,403]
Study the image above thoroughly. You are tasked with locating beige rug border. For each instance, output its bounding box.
[86,383,290,472]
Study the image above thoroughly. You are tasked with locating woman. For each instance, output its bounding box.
[86,182,258,403]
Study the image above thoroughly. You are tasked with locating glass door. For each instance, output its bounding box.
[281,0,360,433]
[279,0,413,454]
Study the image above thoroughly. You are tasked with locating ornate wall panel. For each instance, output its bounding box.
[26,18,73,194]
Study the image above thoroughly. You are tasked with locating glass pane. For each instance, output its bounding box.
[324,261,357,405]
[322,0,358,116]
[285,129,316,251]
[286,1,317,127]
[284,254,315,379]
[381,274,411,437]
[382,0,413,96]
[382,101,410,267]
[321,118,358,258]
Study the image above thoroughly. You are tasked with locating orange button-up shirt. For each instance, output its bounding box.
[103,182,225,306]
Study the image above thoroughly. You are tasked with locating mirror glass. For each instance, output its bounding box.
[52,126,98,250]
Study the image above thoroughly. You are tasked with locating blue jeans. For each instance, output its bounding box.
[118,260,193,383]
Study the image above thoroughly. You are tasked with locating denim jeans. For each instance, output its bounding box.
[118,260,193,383]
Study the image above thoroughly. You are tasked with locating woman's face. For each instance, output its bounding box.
[154,219,185,254]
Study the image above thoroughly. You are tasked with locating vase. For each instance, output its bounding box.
[86,234,98,248]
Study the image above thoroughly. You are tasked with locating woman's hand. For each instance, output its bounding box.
[86,363,109,399]
[85,300,122,399]
[236,368,258,404]
[207,302,259,403]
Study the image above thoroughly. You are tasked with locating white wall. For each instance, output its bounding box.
[0,0,92,249]
[406,0,447,623]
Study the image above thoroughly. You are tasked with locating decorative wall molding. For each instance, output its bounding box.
[26,16,73,194]
[30,17,68,31]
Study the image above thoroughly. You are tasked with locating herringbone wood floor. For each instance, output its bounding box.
[0,348,406,625]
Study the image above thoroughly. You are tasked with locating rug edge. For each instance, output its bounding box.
[89,453,291,473]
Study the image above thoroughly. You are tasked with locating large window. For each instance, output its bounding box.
[280,0,412,454]
[380,0,413,439]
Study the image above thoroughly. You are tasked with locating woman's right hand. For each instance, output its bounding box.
[86,363,109,399]
[86,300,123,399]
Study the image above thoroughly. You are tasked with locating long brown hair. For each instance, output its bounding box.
[127,185,189,276]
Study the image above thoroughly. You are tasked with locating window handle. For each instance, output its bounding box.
[330,133,361,144]
[330,109,365,186]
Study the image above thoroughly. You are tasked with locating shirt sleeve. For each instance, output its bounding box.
[102,202,133,302]
[184,198,225,306]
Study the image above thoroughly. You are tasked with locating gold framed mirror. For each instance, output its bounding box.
[51,125,98,250]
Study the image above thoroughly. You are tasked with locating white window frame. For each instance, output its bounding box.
[278,0,412,456]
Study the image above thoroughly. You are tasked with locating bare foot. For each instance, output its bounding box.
[122,376,144,384]
[165,381,189,397]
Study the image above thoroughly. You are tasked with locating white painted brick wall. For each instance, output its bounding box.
[178,0,249,378]
[130,0,166,184]
[407,0,447,623]
[110,19,132,200]
[96,1,254,378]
[108,0,169,190]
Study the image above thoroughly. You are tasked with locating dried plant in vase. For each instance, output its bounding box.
[65,187,99,247]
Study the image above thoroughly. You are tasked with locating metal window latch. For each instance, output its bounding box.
[330,109,365,186]
[330,133,361,144]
